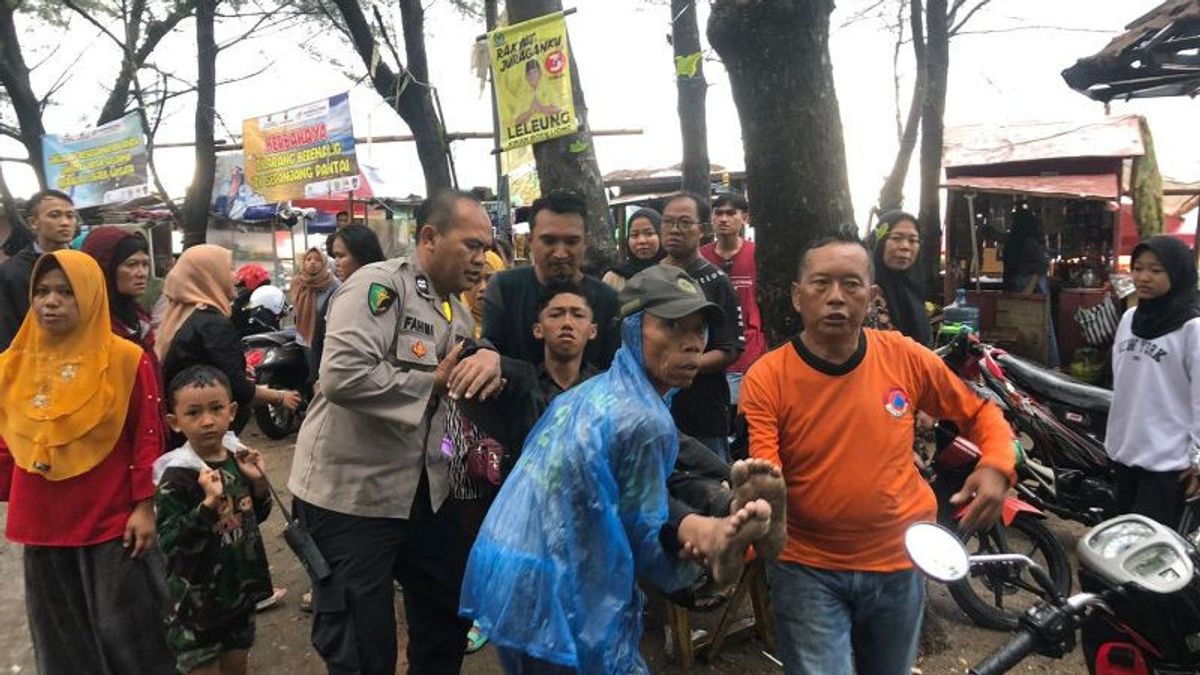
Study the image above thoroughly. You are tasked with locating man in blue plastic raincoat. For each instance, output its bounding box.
[460,265,774,674]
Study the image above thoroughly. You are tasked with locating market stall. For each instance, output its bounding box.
[940,115,1195,376]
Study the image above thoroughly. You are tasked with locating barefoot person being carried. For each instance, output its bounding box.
[460,265,782,674]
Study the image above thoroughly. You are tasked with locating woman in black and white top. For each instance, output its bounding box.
[1106,235,1200,529]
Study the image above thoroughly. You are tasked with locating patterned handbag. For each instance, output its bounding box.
[1074,295,1120,347]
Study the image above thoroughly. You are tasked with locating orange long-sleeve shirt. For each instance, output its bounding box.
[741,329,1014,572]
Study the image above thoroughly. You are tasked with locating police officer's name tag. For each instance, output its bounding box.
[402,315,435,337]
[368,283,397,315]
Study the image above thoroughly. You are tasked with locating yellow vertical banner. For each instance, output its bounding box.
[489,12,577,151]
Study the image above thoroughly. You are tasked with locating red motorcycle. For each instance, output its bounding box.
[926,420,1072,631]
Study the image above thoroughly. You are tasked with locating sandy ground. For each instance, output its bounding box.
[0,422,1090,674]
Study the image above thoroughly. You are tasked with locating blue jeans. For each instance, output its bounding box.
[767,562,924,675]
[726,371,744,407]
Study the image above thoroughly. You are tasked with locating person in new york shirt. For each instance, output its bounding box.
[700,192,765,406]
[1106,236,1200,530]
[661,192,745,461]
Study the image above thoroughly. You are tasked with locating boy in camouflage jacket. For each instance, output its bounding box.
[155,365,273,675]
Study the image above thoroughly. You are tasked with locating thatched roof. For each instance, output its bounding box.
[1062,0,1200,102]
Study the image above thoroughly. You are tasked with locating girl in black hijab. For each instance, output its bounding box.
[867,210,932,345]
[602,207,666,292]
[1106,235,1200,529]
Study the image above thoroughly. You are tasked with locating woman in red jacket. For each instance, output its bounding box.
[0,250,175,674]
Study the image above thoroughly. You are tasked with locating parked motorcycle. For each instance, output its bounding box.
[243,329,309,439]
[926,421,1072,631]
[937,330,1119,527]
[904,513,1200,675]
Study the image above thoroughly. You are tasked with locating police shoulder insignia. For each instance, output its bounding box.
[368,282,397,316]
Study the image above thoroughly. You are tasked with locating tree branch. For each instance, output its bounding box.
[131,71,181,221]
[61,0,126,49]
[216,1,298,51]
[949,0,993,37]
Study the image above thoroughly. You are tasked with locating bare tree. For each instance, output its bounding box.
[325,0,454,195]
[0,2,47,187]
[506,0,617,272]
[180,0,217,247]
[709,0,855,345]
[672,0,709,197]
[62,0,201,126]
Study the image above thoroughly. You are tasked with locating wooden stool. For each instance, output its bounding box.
[664,558,776,670]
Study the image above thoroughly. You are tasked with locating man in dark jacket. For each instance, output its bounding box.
[0,190,77,350]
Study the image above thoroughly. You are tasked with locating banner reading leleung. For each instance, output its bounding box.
[489,12,577,151]
[42,112,151,208]
[243,93,359,202]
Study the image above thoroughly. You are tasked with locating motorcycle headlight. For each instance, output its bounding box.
[1088,519,1157,559]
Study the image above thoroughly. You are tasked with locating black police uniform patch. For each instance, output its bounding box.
[414,275,432,299]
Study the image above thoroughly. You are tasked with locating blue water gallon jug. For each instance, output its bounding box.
[942,289,980,334]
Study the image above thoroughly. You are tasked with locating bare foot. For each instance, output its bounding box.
[677,500,772,585]
[731,459,788,560]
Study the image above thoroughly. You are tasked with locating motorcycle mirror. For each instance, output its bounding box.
[904,522,969,583]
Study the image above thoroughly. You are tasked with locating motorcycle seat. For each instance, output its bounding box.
[994,352,1111,414]
[242,330,294,347]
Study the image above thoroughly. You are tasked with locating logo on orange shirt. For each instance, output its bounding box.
[883,387,911,418]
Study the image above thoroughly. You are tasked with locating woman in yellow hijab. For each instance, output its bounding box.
[463,250,506,339]
[0,250,175,673]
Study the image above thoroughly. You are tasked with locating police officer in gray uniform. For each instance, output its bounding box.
[288,190,503,675]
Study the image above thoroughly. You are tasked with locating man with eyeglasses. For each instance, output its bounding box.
[701,192,765,407]
[660,192,745,461]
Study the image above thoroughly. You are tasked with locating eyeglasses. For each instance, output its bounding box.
[661,217,702,231]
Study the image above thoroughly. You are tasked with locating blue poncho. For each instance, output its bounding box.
[459,312,699,673]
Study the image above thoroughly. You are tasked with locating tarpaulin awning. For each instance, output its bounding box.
[942,174,1120,201]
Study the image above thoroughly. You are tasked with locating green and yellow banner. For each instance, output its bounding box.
[488,12,577,151]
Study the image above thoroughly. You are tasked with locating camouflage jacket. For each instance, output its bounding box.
[156,454,272,633]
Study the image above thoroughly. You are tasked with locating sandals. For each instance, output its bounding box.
[465,622,489,654]
[255,587,287,612]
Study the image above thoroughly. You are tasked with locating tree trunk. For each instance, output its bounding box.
[0,4,46,187]
[708,0,855,346]
[506,0,617,274]
[181,0,217,249]
[672,0,709,197]
[918,0,949,299]
[332,0,452,196]
[877,0,926,213]
[0,161,21,230]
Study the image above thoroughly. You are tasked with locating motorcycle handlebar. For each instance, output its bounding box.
[968,629,1039,675]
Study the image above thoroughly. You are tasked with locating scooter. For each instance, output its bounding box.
[926,422,1072,631]
[241,286,308,439]
[904,510,1200,675]
[937,330,1119,526]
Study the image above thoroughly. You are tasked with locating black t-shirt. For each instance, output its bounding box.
[669,258,745,438]
[482,266,621,369]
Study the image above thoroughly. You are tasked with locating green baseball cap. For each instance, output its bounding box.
[619,265,723,323]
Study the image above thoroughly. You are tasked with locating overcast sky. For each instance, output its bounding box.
[2,0,1195,225]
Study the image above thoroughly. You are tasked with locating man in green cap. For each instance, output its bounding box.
[460,264,783,675]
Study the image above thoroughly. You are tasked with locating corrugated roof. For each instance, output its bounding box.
[942,116,1144,168]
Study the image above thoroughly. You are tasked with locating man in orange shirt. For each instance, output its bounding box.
[741,231,1014,675]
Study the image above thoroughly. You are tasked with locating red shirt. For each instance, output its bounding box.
[2,354,164,546]
[701,240,766,372]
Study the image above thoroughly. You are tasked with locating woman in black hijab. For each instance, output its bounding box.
[866,210,932,345]
[602,207,666,292]
[1105,235,1200,529]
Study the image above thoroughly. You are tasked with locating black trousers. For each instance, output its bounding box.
[1114,463,1186,531]
[24,540,176,675]
[666,434,734,531]
[295,473,470,675]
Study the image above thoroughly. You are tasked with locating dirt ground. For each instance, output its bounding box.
[0,422,1090,674]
